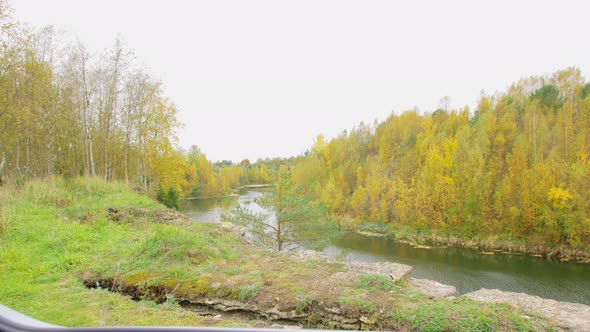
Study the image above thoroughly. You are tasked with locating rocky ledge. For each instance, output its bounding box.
[291,249,458,299]
[463,289,590,331]
[294,249,590,330]
[409,278,458,298]
[221,224,588,330]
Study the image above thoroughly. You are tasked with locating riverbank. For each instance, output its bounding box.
[288,248,590,331]
[342,219,590,264]
[0,177,557,330]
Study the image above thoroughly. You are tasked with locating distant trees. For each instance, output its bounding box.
[182,145,291,198]
[290,68,590,249]
[185,146,241,197]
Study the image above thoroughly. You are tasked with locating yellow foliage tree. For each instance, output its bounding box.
[547,187,573,209]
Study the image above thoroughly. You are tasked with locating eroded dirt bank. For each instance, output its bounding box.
[83,257,414,330]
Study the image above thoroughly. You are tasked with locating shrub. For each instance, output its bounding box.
[166,186,179,210]
[155,185,180,210]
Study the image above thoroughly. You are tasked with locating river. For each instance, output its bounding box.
[179,189,590,305]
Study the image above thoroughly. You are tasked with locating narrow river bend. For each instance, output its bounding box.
[180,189,590,305]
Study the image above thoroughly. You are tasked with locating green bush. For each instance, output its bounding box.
[156,185,166,203]
[156,185,180,210]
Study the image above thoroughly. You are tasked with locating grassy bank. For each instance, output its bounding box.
[344,218,590,264]
[0,177,556,330]
[0,177,216,326]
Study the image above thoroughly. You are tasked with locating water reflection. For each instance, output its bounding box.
[179,189,268,222]
[180,190,590,305]
[326,233,590,305]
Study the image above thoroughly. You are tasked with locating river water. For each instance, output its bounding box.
[179,189,590,305]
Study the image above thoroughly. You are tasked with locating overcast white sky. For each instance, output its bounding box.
[12,0,590,162]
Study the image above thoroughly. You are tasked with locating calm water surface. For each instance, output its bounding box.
[180,190,590,305]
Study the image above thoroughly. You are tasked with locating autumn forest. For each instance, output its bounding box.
[291,71,590,250]
[1,1,589,251]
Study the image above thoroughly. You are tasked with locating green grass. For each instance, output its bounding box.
[356,274,394,292]
[0,177,242,327]
[239,284,260,301]
[337,296,375,313]
[0,177,557,330]
[395,297,550,332]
